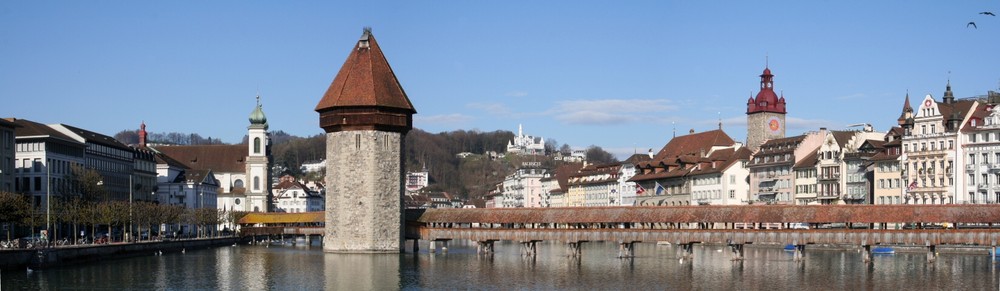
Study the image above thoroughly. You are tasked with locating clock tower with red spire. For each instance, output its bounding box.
[746,66,787,152]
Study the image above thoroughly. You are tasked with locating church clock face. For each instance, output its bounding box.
[767,116,782,134]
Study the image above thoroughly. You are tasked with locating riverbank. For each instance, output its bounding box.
[0,237,245,271]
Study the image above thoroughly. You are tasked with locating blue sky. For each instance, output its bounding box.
[2,1,999,159]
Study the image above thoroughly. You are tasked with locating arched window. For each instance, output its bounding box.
[253,137,261,154]
[234,179,244,189]
[253,176,260,190]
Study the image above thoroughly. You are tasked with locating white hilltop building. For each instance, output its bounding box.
[507,124,545,155]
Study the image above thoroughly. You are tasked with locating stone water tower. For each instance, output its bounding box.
[315,28,416,253]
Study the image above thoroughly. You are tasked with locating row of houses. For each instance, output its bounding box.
[0,97,324,230]
[483,67,1000,208]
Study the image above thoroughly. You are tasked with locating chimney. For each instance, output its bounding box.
[139,121,148,147]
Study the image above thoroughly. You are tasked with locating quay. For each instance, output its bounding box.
[0,237,243,271]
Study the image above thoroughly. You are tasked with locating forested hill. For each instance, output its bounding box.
[115,127,615,200]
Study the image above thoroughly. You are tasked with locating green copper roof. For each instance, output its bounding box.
[249,95,267,125]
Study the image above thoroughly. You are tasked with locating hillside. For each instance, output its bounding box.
[116,127,615,200]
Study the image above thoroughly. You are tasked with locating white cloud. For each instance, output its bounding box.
[786,116,838,131]
[415,113,473,125]
[549,99,677,126]
[467,102,512,115]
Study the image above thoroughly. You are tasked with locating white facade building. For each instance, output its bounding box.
[406,171,429,192]
[273,177,324,213]
[506,124,545,155]
[901,89,975,204]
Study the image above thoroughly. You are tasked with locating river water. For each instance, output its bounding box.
[2,240,999,290]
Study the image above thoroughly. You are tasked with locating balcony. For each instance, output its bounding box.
[990,164,1000,172]
[979,184,990,190]
[843,193,867,200]
[946,167,954,176]
[818,173,841,181]
[967,165,977,172]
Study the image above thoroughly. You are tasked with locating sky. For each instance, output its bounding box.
[2,1,999,159]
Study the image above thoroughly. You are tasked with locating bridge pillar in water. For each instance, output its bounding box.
[926,243,937,263]
[477,240,495,254]
[679,243,695,260]
[729,243,745,261]
[793,245,805,262]
[862,245,872,263]
[411,239,419,253]
[567,241,584,257]
[617,241,636,258]
[429,241,436,253]
[521,241,538,257]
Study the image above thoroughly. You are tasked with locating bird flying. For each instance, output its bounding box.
[968,22,977,29]
[981,12,995,16]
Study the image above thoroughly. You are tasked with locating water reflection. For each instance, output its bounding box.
[2,241,999,290]
[324,253,400,290]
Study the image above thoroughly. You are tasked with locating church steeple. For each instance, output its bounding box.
[249,95,268,127]
[746,66,787,114]
[898,92,915,135]
[943,79,955,104]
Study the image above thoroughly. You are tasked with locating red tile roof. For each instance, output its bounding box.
[315,29,415,113]
[651,129,734,162]
[151,145,246,173]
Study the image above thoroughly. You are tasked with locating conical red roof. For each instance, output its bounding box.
[315,29,415,113]
[316,29,415,133]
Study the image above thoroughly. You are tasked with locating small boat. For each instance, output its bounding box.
[872,246,895,255]
[783,244,796,252]
[989,249,1000,257]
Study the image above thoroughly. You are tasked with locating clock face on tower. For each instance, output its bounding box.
[767,116,782,134]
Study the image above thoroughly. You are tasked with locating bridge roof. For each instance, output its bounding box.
[239,212,324,225]
[415,205,1000,224]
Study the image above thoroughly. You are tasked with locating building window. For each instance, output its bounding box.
[34,177,41,191]
[253,137,261,154]
[234,179,244,189]
[253,176,260,191]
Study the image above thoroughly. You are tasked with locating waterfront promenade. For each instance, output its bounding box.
[0,236,242,271]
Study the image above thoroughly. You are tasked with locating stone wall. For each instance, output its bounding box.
[324,130,404,253]
[0,237,241,271]
[747,112,786,152]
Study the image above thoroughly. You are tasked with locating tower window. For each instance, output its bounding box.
[254,176,260,191]
[254,137,261,154]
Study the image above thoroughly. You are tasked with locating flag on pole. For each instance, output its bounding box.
[635,183,646,195]
[654,181,666,195]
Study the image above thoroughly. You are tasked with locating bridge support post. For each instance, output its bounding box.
[862,245,872,263]
[679,243,694,260]
[441,240,449,253]
[729,243,744,261]
[926,244,937,263]
[618,242,635,258]
[567,242,583,257]
[793,245,805,262]
[412,239,419,253]
[429,241,437,253]
[477,240,495,254]
[521,241,537,257]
